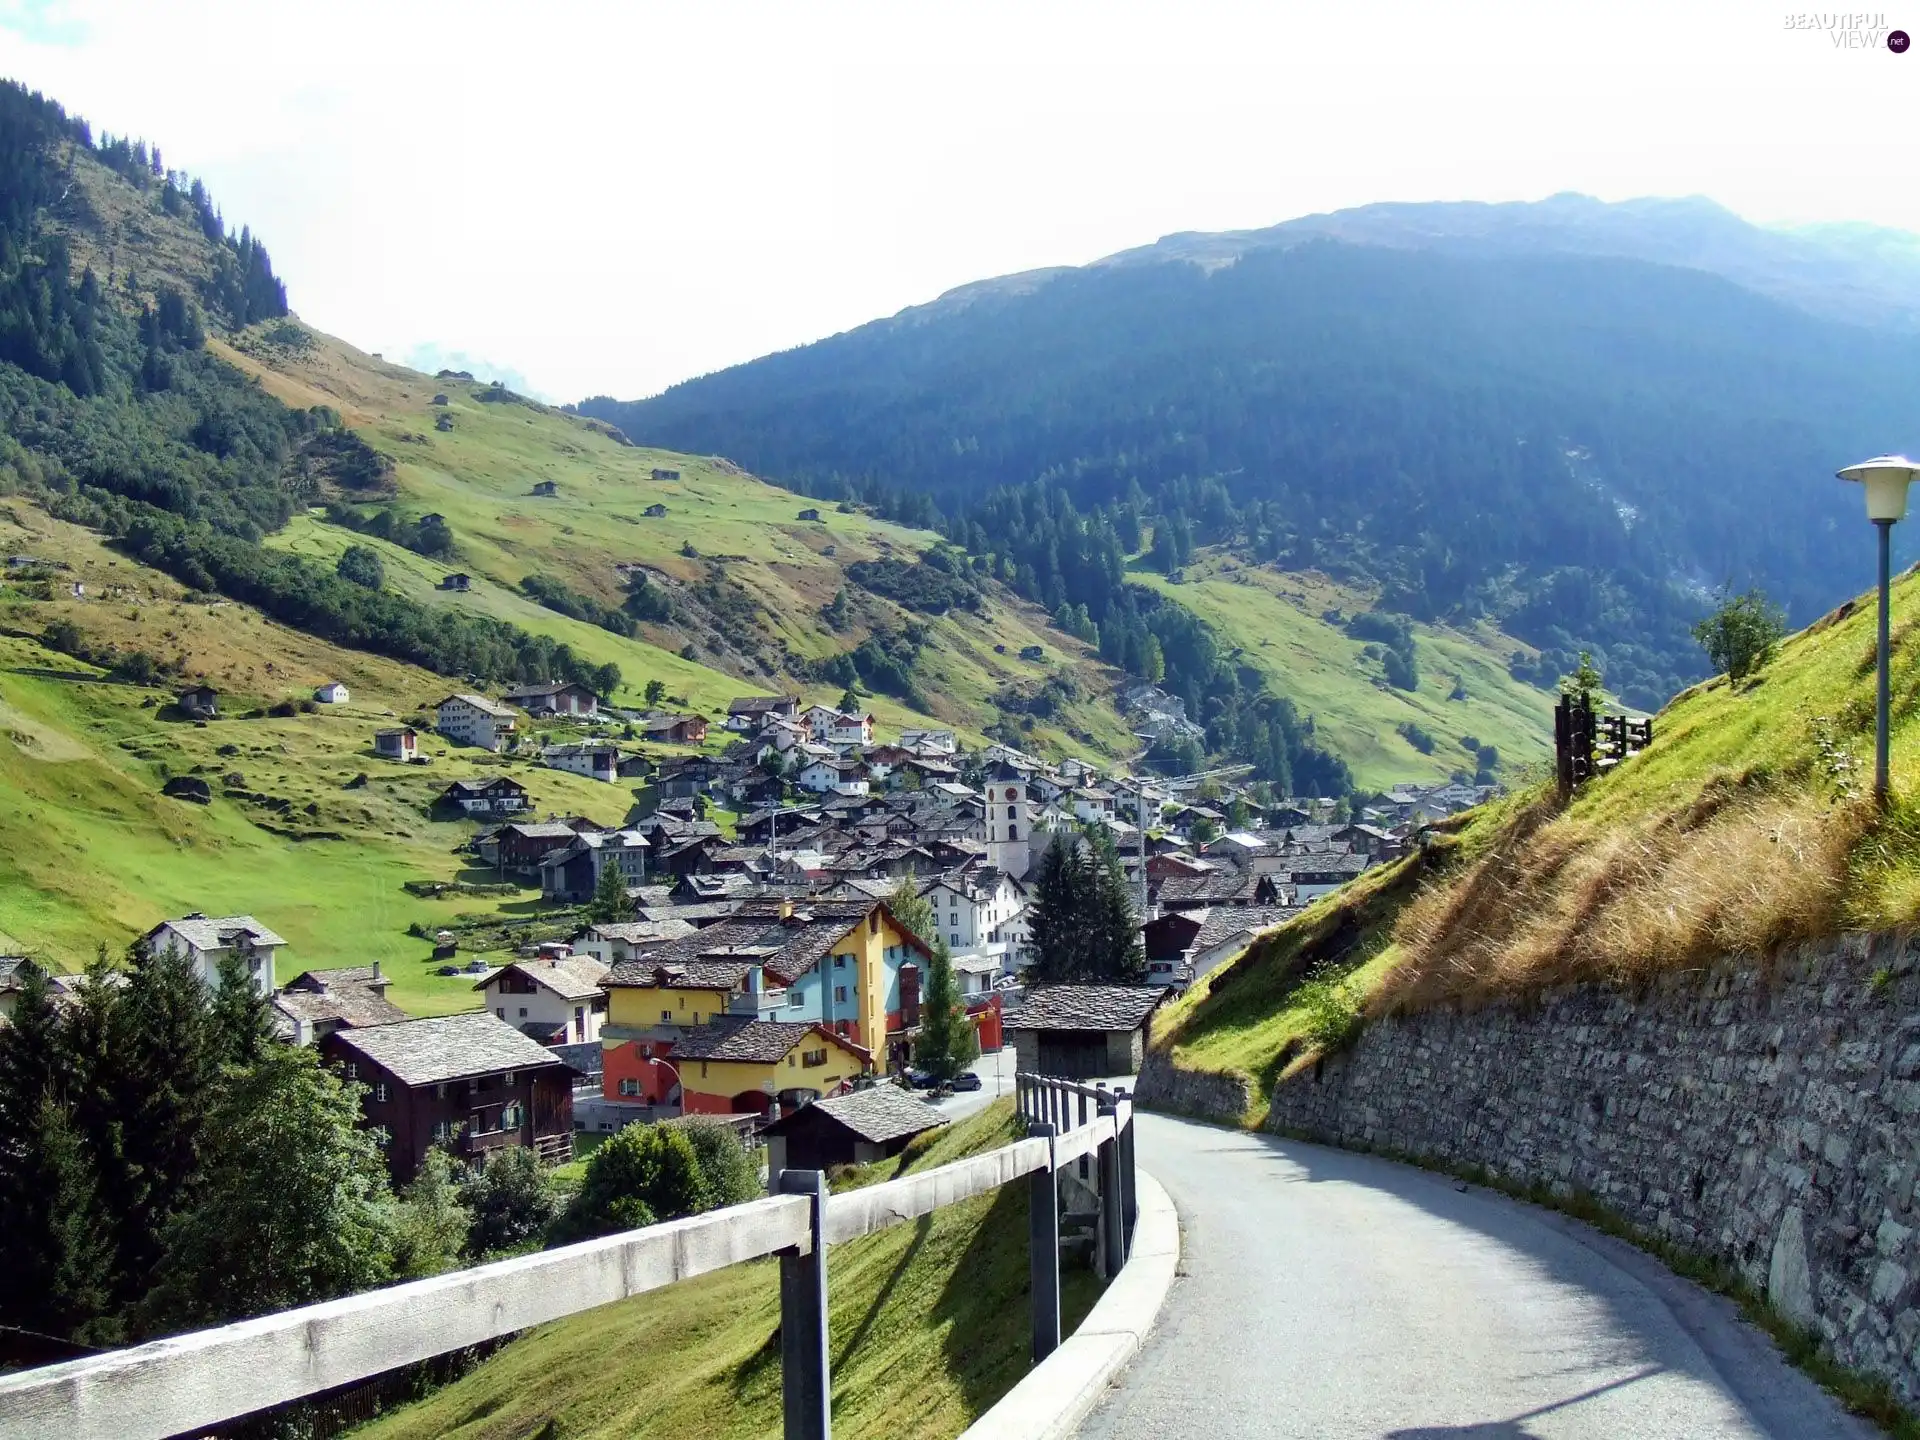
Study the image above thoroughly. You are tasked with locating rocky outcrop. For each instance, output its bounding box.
[1264,932,1920,1405]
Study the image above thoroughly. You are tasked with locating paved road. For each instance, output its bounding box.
[1079,1114,1876,1440]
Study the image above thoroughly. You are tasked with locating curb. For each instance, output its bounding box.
[957,1169,1179,1440]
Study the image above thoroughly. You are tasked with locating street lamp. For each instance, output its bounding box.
[642,1055,682,1113]
[1836,455,1920,804]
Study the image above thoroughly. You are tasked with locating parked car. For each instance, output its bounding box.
[950,1071,982,1092]
[905,1069,937,1090]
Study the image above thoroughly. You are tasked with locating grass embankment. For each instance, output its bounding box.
[1136,560,1553,789]
[220,326,1137,761]
[1155,563,1920,1122]
[355,1100,1102,1440]
[0,509,632,1011]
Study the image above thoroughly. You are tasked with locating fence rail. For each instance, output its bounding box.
[0,1074,1137,1440]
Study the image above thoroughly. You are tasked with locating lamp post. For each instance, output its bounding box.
[1836,455,1920,805]
[642,1054,682,1114]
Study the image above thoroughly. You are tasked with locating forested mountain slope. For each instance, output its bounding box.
[0,77,1132,763]
[582,200,1920,713]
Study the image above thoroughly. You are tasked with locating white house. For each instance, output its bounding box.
[436,693,517,751]
[314,681,349,705]
[542,741,620,784]
[924,869,1027,963]
[1070,788,1117,823]
[825,712,874,748]
[143,913,287,997]
[476,954,611,1046]
[798,758,869,796]
[898,728,957,756]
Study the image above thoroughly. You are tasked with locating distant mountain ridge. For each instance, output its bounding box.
[908,192,1920,335]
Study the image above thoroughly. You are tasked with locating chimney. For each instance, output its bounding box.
[779,897,794,920]
[371,960,382,982]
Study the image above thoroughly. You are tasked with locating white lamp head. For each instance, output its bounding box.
[1837,455,1920,524]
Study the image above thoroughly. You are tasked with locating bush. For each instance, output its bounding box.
[335,544,384,590]
[551,1123,707,1243]
[675,1119,760,1208]
[1395,721,1435,754]
[460,1147,560,1257]
[1692,587,1786,683]
[1295,968,1363,1053]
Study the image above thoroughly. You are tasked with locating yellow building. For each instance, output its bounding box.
[672,1018,870,1115]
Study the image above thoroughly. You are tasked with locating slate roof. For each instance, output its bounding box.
[1005,985,1167,1034]
[579,919,698,945]
[331,1012,565,1086]
[479,955,610,1001]
[672,1016,839,1063]
[764,1084,949,1145]
[605,897,914,989]
[1154,871,1266,905]
[441,693,518,719]
[151,914,287,951]
[1192,906,1296,953]
[272,968,408,1030]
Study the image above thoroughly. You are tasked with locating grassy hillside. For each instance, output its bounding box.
[357,1100,1101,1440]
[1136,559,1553,789]
[214,327,1138,761]
[1153,564,1920,1120]
[0,506,637,1011]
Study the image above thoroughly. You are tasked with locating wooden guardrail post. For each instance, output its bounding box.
[1027,1119,1062,1364]
[1115,1086,1137,1260]
[1096,1090,1123,1281]
[776,1169,832,1440]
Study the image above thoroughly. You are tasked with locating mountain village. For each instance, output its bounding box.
[1,672,1487,1183]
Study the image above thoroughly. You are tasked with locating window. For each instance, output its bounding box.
[374,1082,388,1103]
[496,1007,505,1020]
[661,1009,673,1023]
[835,985,848,1003]
[518,1007,528,1018]
[788,991,805,1008]
[802,1048,828,1068]
[950,934,960,946]
[834,955,847,969]
[502,1103,523,1129]
[504,1071,515,1084]
[619,1077,639,1096]
[345,1062,359,1080]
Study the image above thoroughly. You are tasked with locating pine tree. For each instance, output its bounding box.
[209,947,276,1067]
[913,940,976,1082]
[1028,829,1144,984]
[586,860,630,923]
[0,967,115,1340]
[104,939,221,1308]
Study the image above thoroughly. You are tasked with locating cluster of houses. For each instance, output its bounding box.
[2,673,1497,1184]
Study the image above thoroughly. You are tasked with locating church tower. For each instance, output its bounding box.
[983,761,1031,878]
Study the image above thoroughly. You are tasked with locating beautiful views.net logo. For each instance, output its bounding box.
[1783,12,1911,47]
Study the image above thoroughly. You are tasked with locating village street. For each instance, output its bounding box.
[1079,1114,1875,1440]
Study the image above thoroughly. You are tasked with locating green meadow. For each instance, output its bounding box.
[1137,559,1553,790]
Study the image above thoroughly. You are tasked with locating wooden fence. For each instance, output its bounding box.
[0,1075,1137,1440]
[1554,694,1653,793]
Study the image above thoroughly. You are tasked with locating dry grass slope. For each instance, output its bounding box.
[1154,564,1920,1109]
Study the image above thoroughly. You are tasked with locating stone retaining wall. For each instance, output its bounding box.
[1132,1052,1250,1124]
[1262,931,1920,1404]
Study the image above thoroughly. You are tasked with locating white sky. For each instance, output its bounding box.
[2,1,1915,402]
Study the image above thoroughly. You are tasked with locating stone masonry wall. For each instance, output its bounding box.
[1132,1050,1251,1123]
[1263,930,1920,1404]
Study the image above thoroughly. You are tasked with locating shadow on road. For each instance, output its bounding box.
[1385,1366,1667,1438]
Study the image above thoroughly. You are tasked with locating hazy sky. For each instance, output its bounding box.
[2,1,1915,401]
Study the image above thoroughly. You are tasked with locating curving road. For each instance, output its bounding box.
[1078,1114,1876,1440]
